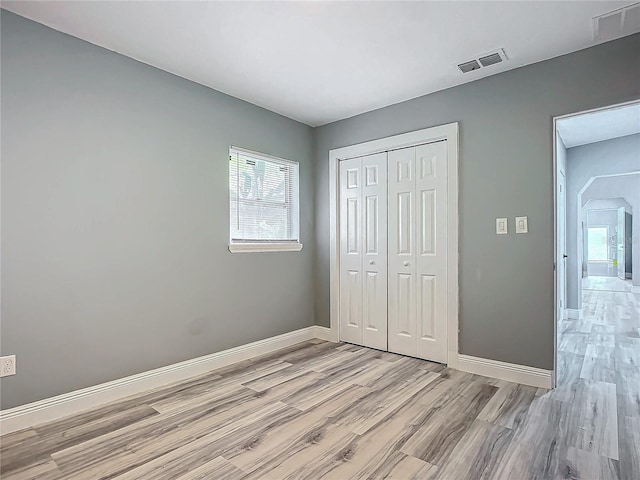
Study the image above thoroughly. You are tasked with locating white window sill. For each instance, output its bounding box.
[228,242,303,253]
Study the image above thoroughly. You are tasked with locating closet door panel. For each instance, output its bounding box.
[415,141,448,362]
[339,158,363,345]
[388,147,417,357]
[361,153,388,350]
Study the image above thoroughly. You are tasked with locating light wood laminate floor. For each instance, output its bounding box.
[582,275,634,293]
[1,288,638,479]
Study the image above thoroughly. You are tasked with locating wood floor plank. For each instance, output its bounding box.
[534,446,622,480]
[589,333,616,348]
[226,384,372,475]
[301,401,437,479]
[277,370,364,411]
[0,405,159,476]
[493,396,572,479]
[377,452,438,480]
[354,355,431,390]
[616,340,640,368]
[51,387,273,477]
[555,351,585,385]
[251,369,330,403]
[580,353,617,383]
[174,456,245,480]
[400,383,497,466]
[560,332,590,354]
[433,419,513,480]
[150,360,292,413]
[331,370,440,435]
[0,459,63,480]
[0,429,38,451]
[110,402,299,480]
[57,400,292,479]
[616,364,640,418]
[618,415,640,480]
[241,363,324,392]
[565,380,619,460]
[477,381,537,429]
[241,424,358,480]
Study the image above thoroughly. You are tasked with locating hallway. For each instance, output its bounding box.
[556,280,640,477]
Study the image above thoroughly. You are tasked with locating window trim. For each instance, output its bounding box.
[228,242,303,253]
[228,146,302,253]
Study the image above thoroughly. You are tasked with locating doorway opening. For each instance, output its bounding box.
[554,101,640,391]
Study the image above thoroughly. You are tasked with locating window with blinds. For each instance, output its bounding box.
[229,147,301,252]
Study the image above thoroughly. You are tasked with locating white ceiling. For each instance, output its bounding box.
[1,1,636,126]
[557,103,640,148]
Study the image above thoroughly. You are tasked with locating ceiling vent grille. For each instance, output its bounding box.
[593,3,640,41]
[479,53,503,67]
[457,60,481,73]
[457,49,508,74]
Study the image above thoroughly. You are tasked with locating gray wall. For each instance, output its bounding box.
[314,34,640,370]
[0,11,315,409]
[566,134,640,307]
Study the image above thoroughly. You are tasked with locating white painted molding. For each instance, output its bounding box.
[565,308,584,319]
[0,326,319,435]
[312,326,339,342]
[228,242,303,253]
[457,354,553,389]
[632,285,640,293]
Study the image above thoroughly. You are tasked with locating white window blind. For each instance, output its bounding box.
[229,147,300,246]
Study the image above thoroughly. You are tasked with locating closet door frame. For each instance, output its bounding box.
[328,123,460,368]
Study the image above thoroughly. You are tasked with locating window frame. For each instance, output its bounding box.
[228,146,303,253]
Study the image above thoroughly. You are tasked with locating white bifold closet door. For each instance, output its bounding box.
[339,152,388,350]
[388,141,448,363]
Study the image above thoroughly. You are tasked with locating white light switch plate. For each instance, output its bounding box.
[516,216,528,233]
[496,218,508,235]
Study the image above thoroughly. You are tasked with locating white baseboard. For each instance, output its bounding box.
[1,326,325,435]
[313,325,339,342]
[565,308,583,320]
[457,354,553,389]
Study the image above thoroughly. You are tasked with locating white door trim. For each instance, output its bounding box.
[329,123,459,368]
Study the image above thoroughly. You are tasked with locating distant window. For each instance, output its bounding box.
[228,147,302,253]
[587,227,608,262]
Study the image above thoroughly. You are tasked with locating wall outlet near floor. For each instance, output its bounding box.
[1,355,16,377]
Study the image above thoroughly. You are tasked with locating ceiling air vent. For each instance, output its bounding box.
[593,3,640,42]
[457,49,508,74]
[479,53,503,67]
[457,60,481,73]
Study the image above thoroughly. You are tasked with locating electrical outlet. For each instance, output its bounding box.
[1,355,16,377]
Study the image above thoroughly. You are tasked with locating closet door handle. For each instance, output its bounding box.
[369,260,375,265]
[403,261,410,267]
